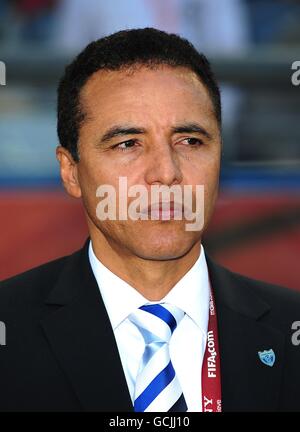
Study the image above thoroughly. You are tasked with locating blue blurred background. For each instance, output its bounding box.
[0,0,299,288]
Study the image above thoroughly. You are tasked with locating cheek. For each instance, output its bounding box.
[77,165,105,217]
[186,160,219,217]
[78,157,109,192]
[187,159,219,190]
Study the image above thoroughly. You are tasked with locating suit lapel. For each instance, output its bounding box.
[40,241,133,412]
[206,255,285,411]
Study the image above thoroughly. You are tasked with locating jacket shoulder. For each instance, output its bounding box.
[209,256,300,322]
[228,266,300,309]
[0,254,70,308]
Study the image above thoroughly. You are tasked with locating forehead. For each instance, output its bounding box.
[79,65,215,124]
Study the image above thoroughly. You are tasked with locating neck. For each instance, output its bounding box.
[89,228,201,301]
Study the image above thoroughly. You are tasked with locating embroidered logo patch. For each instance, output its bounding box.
[258,349,275,367]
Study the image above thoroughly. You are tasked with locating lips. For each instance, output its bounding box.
[140,202,184,220]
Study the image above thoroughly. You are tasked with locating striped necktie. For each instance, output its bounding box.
[129,303,188,412]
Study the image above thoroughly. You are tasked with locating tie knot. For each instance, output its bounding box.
[129,303,185,344]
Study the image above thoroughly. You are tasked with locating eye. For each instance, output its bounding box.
[113,139,136,152]
[182,137,203,147]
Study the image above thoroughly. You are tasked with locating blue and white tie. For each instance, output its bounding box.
[129,303,188,412]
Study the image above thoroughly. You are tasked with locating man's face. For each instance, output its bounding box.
[63,65,221,260]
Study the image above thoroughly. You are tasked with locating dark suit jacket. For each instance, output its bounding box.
[0,239,300,412]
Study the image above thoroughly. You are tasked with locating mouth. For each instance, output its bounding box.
[140,201,184,220]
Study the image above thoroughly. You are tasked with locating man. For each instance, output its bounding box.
[0,28,300,412]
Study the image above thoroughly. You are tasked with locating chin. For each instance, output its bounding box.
[132,236,197,262]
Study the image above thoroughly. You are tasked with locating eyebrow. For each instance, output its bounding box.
[100,126,146,144]
[98,121,212,145]
[171,122,212,140]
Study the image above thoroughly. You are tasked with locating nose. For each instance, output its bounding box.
[144,143,183,186]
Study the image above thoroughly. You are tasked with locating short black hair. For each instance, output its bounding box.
[57,27,221,162]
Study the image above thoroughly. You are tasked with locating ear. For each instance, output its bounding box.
[56,146,82,198]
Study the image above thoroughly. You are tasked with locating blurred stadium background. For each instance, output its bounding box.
[0,0,299,290]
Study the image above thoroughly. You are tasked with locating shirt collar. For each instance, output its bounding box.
[161,247,210,335]
[89,241,210,336]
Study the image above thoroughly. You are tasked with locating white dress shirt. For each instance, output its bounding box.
[88,241,210,412]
